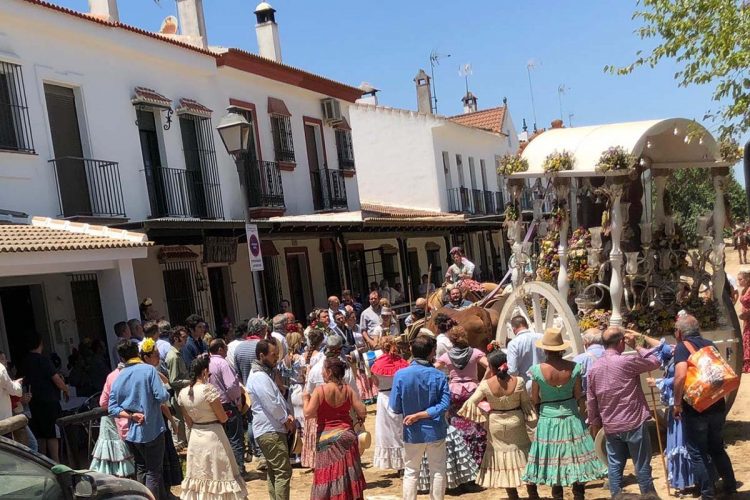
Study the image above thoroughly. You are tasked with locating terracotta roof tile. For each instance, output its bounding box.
[132,87,172,108]
[176,98,212,117]
[0,217,150,253]
[360,202,457,218]
[449,106,507,134]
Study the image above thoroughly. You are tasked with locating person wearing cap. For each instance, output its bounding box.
[586,326,661,497]
[522,327,607,500]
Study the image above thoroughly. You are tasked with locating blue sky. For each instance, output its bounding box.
[53,0,745,181]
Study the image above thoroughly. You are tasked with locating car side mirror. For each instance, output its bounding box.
[72,473,97,498]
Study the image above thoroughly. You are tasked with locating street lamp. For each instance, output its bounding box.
[216,108,265,317]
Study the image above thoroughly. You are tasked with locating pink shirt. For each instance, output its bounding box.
[586,347,661,434]
[437,349,484,383]
[100,368,129,440]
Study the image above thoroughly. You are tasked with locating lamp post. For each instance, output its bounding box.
[216,109,266,317]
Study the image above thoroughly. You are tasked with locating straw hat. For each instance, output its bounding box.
[357,430,372,456]
[594,428,607,466]
[535,327,570,351]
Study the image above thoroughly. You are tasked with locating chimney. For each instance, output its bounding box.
[461,91,478,114]
[88,0,119,22]
[356,82,380,106]
[255,2,282,62]
[176,0,208,48]
[414,69,432,114]
[551,119,564,129]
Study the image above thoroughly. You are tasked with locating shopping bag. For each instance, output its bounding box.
[682,341,739,412]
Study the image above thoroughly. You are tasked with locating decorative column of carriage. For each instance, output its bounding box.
[495,118,744,379]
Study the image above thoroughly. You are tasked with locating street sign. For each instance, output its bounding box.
[245,223,264,271]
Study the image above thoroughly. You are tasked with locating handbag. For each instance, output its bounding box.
[682,341,739,412]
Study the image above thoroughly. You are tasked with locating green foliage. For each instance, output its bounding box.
[666,169,747,244]
[608,0,750,140]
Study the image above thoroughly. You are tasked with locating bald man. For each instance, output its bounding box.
[587,326,660,496]
[405,298,428,327]
[572,328,604,392]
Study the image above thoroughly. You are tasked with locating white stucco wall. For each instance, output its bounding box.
[349,105,441,211]
[0,0,361,222]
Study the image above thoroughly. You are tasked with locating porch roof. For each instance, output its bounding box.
[0,217,151,253]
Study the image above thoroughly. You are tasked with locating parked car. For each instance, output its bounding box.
[0,436,153,499]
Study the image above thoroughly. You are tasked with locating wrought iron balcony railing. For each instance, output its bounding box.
[49,157,126,218]
[145,165,222,219]
[246,160,285,209]
[310,167,348,211]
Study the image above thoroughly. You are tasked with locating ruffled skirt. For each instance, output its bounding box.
[180,423,247,500]
[666,409,694,490]
[522,413,607,486]
[89,416,134,478]
[418,425,478,490]
[355,371,377,403]
[476,409,531,489]
[311,427,366,500]
[301,417,318,468]
[373,391,404,470]
[450,387,486,467]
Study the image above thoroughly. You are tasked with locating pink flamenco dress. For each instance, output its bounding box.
[740,286,750,373]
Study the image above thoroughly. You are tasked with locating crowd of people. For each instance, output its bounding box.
[0,253,740,500]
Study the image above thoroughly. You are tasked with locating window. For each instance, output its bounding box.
[456,154,465,186]
[480,159,488,191]
[0,447,63,498]
[0,61,34,153]
[335,129,355,169]
[468,157,477,189]
[162,260,205,325]
[426,247,442,287]
[178,114,223,219]
[271,115,295,163]
[322,251,342,297]
[442,151,452,189]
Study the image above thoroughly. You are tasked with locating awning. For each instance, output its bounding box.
[157,245,199,262]
[334,116,351,131]
[516,118,727,179]
[131,87,172,109]
[176,98,213,117]
[267,97,291,117]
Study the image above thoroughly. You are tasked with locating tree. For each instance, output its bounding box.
[608,0,750,140]
[666,168,747,244]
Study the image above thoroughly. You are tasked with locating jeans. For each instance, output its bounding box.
[127,434,166,499]
[605,421,655,495]
[403,440,446,500]
[256,432,292,500]
[223,403,244,469]
[683,410,736,499]
[246,413,262,457]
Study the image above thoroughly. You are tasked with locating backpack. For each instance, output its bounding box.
[682,340,740,412]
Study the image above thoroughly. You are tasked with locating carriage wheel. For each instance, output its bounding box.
[496,281,583,356]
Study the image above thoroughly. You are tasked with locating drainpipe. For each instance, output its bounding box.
[744,140,750,215]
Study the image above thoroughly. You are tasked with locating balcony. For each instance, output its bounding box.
[484,190,497,214]
[447,187,471,213]
[495,191,505,214]
[471,189,486,214]
[245,160,286,218]
[145,166,223,219]
[49,157,126,219]
[311,167,348,211]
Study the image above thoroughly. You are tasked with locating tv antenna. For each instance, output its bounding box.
[459,63,473,94]
[557,84,570,122]
[429,50,451,114]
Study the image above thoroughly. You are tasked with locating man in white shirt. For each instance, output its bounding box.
[304,336,359,397]
[327,296,345,326]
[0,351,22,421]
[359,291,382,349]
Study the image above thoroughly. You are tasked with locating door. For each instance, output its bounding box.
[138,109,168,216]
[407,249,421,301]
[208,267,233,334]
[44,84,90,217]
[305,124,324,210]
[180,116,208,217]
[163,267,196,325]
[468,157,477,189]
[285,252,313,323]
[426,248,442,288]
[69,274,106,346]
[348,249,368,302]
[0,286,38,368]
[322,251,342,298]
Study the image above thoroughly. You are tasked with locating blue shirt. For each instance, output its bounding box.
[573,344,605,393]
[182,335,206,368]
[444,299,473,310]
[247,369,289,438]
[389,361,450,444]
[108,363,169,443]
[506,329,545,391]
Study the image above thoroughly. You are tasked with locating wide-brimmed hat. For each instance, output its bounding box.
[357,430,371,455]
[535,327,570,351]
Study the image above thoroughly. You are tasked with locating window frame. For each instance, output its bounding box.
[335,129,355,169]
[270,114,295,164]
[0,60,35,154]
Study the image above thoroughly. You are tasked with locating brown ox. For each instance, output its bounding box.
[423,298,506,353]
[426,282,499,312]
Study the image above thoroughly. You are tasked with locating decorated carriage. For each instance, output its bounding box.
[494,118,743,389]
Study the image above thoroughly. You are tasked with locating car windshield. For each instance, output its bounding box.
[0,447,64,499]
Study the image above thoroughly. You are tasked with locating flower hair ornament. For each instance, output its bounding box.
[140,338,156,355]
[486,340,502,353]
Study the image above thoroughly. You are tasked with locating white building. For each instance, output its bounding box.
[0,0,490,357]
[349,72,520,281]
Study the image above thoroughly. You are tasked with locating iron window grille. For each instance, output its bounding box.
[0,61,34,153]
[270,115,295,163]
[178,114,224,219]
[161,260,206,325]
[335,129,355,169]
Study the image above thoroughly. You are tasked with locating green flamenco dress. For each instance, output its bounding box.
[522,363,606,486]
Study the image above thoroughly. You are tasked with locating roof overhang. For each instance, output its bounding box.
[514,118,729,179]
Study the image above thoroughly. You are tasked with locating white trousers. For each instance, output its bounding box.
[403,439,446,500]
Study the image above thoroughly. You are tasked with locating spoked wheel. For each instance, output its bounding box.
[496,281,583,357]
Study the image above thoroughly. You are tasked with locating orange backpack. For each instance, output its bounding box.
[682,340,740,412]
